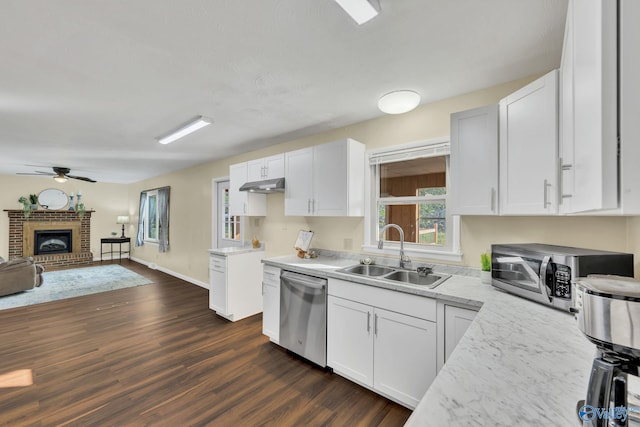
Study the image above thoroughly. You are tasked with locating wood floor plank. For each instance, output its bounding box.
[0,260,412,426]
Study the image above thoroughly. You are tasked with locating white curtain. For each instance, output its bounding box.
[157,187,170,253]
[135,192,147,247]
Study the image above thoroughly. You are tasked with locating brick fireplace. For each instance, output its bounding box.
[6,210,94,269]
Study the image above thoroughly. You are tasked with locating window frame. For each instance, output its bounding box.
[143,189,160,244]
[363,137,462,262]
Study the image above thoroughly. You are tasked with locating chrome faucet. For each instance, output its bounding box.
[377,224,411,269]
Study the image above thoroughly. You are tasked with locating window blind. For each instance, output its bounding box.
[368,142,450,165]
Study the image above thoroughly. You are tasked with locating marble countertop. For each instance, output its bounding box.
[208,246,264,256]
[262,254,595,427]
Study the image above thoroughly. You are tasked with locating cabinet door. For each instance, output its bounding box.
[313,140,348,216]
[209,257,227,314]
[567,0,618,212]
[229,162,266,216]
[262,280,279,342]
[284,147,314,216]
[327,296,374,387]
[373,308,437,409]
[229,163,248,216]
[499,70,559,215]
[444,305,477,362]
[450,105,499,215]
[247,159,265,182]
[264,154,285,179]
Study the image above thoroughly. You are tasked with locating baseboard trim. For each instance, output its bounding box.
[130,257,209,290]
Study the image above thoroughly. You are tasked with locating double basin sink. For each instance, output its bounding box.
[336,264,450,289]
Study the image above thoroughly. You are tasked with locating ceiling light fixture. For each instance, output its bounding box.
[334,0,380,25]
[378,90,421,114]
[157,115,212,145]
[54,174,68,183]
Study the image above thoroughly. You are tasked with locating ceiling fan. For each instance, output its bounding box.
[17,166,97,183]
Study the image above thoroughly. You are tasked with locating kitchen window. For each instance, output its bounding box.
[364,138,461,262]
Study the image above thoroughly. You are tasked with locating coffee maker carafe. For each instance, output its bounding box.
[573,275,640,426]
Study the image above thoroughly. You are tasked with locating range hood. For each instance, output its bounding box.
[239,177,285,193]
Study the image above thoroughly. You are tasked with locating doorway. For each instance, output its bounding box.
[213,179,243,249]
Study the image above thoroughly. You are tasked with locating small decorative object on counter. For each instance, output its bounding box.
[252,236,260,249]
[480,251,491,284]
[294,230,314,258]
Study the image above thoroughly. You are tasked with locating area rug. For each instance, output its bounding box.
[0,264,153,311]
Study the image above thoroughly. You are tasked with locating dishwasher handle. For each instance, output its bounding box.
[281,271,326,290]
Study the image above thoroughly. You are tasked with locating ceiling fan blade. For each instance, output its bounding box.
[66,175,97,183]
[16,171,55,176]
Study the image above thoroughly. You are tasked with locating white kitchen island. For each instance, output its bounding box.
[262,254,595,426]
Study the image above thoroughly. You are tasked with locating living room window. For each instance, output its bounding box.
[136,186,170,252]
[144,190,159,242]
[364,138,461,262]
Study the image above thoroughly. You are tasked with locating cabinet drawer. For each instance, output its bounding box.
[263,265,280,285]
[328,278,436,322]
[209,256,226,271]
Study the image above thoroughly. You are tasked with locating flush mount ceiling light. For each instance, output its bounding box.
[334,0,380,25]
[378,90,421,114]
[157,115,212,145]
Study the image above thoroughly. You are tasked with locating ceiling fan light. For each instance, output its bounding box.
[378,90,421,114]
[54,175,67,183]
[334,0,380,25]
[157,115,213,145]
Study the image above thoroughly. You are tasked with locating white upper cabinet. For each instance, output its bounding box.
[620,0,640,214]
[450,104,499,215]
[285,139,365,216]
[560,0,640,214]
[229,162,267,216]
[247,154,285,182]
[499,70,559,215]
[560,0,618,213]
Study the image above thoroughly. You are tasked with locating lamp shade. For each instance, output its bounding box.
[116,215,130,224]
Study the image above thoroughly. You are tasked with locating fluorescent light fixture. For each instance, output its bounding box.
[157,115,212,145]
[334,0,380,25]
[378,90,421,114]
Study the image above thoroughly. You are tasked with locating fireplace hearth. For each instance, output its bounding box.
[34,229,72,255]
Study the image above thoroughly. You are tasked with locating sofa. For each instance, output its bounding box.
[0,257,45,297]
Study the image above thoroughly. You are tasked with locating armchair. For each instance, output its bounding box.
[0,257,44,297]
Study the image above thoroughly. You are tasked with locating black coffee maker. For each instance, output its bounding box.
[573,276,640,427]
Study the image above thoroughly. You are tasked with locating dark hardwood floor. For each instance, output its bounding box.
[0,260,412,426]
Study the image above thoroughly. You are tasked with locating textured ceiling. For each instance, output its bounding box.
[0,0,568,183]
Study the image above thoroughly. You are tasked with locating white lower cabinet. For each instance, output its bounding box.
[208,250,264,322]
[443,304,477,362]
[327,297,374,387]
[261,265,280,343]
[373,307,437,408]
[327,278,437,409]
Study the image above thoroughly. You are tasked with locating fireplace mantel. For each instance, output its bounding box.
[5,210,95,269]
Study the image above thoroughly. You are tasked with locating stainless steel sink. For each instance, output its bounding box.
[382,270,450,289]
[337,264,396,276]
[337,264,450,289]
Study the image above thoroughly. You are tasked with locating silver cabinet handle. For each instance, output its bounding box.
[312,199,315,214]
[367,311,371,333]
[374,313,379,336]
[244,203,247,214]
[307,199,311,214]
[559,157,573,202]
[543,179,551,208]
[490,187,496,213]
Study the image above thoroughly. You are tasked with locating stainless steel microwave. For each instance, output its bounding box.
[490,243,634,311]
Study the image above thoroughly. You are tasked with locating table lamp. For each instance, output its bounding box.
[117,215,130,238]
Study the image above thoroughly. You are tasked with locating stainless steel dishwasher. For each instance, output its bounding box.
[279,270,327,367]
